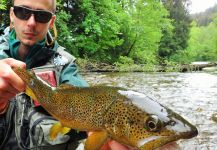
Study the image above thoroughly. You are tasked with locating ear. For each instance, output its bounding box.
[49,15,56,29]
[10,7,14,23]
[10,7,15,30]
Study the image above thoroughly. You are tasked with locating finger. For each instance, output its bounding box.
[100,142,110,150]
[8,83,20,93]
[0,85,18,111]
[0,67,26,92]
[0,99,9,112]
[108,140,131,150]
[0,90,17,100]
[0,78,20,93]
[0,83,18,105]
[3,58,26,69]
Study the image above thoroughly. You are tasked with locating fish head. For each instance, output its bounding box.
[13,67,35,82]
[118,90,198,150]
[13,67,41,100]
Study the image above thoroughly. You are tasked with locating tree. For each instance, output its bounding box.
[0,0,6,10]
[0,0,12,33]
[159,0,192,59]
[57,0,172,64]
[58,0,125,63]
[187,18,217,61]
[117,0,171,64]
[191,4,217,26]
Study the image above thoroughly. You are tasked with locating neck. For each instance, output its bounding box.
[18,44,30,60]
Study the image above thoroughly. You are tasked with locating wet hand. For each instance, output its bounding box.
[100,140,133,150]
[88,130,180,150]
[0,58,26,113]
[101,141,180,150]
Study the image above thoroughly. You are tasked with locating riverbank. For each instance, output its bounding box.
[76,59,217,72]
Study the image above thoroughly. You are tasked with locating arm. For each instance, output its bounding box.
[0,58,26,114]
[59,60,88,87]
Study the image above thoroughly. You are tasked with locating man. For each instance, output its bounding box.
[0,0,178,149]
[0,0,137,149]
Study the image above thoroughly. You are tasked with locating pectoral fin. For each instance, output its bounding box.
[49,122,71,140]
[85,130,109,150]
[26,86,37,100]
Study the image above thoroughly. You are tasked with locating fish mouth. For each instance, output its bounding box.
[178,126,198,139]
[164,126,198,145]
[137,127,198,150]
[161,128,198,148]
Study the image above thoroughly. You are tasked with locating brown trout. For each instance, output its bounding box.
[13,67,198,150]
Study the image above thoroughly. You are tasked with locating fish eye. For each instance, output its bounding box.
[145,115,162,132]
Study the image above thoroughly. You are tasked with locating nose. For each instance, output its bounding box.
[27,14,36,27]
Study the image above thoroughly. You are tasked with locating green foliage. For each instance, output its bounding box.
[55,0,172,65]
[191,4,217,26]
[55,10,79,56]
[169,50,193,64]
[0,0,6,10]
[70,0,125,62]
[187,19,217,61]
[119,0,170,65]
[0,0,11,31]
[161,59,181,72]
[170,16,217,63]
[116,56,134,65]
[114,56,157,72]
[159,0,192,58]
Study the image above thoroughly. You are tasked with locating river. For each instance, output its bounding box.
[82,71,217,150]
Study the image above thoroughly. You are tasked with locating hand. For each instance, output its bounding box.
[101,141,180,150]
[88,131,180,150]
[100,140,133,150]
[87,132,133,150]
[0,58,26,113]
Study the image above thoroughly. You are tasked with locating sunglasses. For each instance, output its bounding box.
[13,6,53,23]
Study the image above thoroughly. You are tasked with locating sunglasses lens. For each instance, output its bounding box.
[35,11,52,23]
[13,6,31,20]
[13,6,53,23]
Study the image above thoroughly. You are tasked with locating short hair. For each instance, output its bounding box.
[13,0,56,12]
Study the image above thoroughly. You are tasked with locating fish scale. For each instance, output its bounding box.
[13,67,198,150]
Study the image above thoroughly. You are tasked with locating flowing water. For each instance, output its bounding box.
[82,71,217,150]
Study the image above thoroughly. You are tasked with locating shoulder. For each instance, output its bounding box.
[0,27,10,49]
[0,27,10,59]
[0,27,10,43]
[56,46,76,63]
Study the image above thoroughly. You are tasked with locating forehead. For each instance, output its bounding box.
[14,0,53,11]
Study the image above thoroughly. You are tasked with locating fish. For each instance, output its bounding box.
[13,67,198,150]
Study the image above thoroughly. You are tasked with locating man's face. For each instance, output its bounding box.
[10,0,56,46]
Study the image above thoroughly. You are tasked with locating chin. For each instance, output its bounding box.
[21,40,38,47]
